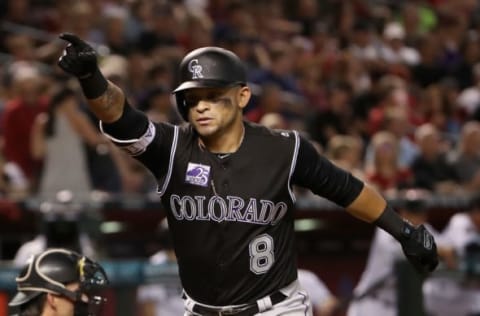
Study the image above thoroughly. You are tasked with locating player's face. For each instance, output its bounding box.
[48,283,88,316]
[184,86,250,138]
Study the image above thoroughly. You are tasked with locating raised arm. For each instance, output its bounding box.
[57,33,124,123]
[57,33,168,177]
[84,82,125,123]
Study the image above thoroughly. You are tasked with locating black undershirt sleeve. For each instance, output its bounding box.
[101,100,149,139]
[292,136,364,207]
[100,100,172,179]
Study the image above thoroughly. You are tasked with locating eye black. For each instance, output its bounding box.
[184,98,198,108]
[206,91,223,100]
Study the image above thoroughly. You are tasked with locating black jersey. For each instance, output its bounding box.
[102,114,363,306]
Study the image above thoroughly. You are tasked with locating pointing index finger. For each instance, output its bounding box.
[59,33,84,46]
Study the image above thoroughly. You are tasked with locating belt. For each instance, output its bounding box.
[191,291,287,316]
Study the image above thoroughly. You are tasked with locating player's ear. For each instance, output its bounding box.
[46,293,58,310]
[237,86,251,109]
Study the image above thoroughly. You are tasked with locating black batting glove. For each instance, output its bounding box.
[400,222,439,274]
[57,33,108,99]
[58,33,98,79]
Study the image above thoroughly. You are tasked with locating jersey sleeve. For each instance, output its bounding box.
[292,136,364,207]
[99,100,152,151]
[99,101,177,180]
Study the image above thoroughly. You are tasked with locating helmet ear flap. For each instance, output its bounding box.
[174,92,189,122]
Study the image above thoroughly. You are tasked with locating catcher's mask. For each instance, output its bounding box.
[173,46,247,121]
[9,248,109,316]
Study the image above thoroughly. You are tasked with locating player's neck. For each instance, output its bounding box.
[200,122,245,154]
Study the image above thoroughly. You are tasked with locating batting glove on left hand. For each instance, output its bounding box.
[400,223,439,274]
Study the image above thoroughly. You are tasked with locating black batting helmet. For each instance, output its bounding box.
[173,46,247,121]
[9,248,109,315]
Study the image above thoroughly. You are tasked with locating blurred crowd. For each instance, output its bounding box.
[1,0,480,203]
[4,2,480,315]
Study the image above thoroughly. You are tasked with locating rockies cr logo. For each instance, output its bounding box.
[188,59,203,79]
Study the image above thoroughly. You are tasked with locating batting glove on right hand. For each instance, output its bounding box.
[400,223,439,274]
[58,33,98,79]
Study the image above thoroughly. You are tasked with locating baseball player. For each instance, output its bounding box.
[347,193,457,316]
[57,33,438,316]
[8,248,109,316]
[423,195,480,316]
[137,219,184,316]
[346,197,434,316]
[297,269,339,316]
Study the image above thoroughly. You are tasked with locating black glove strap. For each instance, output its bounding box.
[373,204,406,241]
[79,68,108,99]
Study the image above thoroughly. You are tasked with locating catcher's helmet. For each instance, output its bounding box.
[9,248,109,315]
[173,46,247,121]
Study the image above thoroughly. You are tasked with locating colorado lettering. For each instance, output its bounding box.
[169,194,288,225]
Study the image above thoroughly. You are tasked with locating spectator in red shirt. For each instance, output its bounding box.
[2,62,49,184]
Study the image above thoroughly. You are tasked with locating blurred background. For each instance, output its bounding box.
[1,0,480,315]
